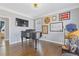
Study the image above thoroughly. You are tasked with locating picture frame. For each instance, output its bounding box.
[16,18,29,27]
[52,15,57,21]
[42,25,48,34]
[50,22,63,32]
[59,12,70,21]
[44,16,51,24]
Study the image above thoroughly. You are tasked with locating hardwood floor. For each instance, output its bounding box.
[0,40,62,56]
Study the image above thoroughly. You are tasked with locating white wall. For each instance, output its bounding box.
[0,9,34,44]
[35,8,79,45]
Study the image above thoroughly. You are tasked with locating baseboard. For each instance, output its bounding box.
[9,39,29,45]
[9,39,64,45]
[40,39,64,45]
[9,40,21,45]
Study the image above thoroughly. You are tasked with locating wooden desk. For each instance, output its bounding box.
[21,30,42,49]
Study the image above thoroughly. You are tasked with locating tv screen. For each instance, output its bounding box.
[16,18,29,27]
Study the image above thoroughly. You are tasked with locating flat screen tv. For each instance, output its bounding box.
[16,18,29,27]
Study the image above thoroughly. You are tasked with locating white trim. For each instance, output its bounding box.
[0,15,10,19]
[9,38,64,46]
[9,40,21,45]
[40,39,64,45]
[9,39,64,45]
[0,6,33,19]
[9,39,29,45]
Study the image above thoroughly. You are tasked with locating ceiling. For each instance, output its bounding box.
[0,3,79,19]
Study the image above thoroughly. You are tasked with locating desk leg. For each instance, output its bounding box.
[21,36,23,45]
[34,39,38,49]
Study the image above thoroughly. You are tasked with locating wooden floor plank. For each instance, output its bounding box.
[0,40,62,56]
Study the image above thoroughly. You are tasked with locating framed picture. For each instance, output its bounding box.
[52,15,57,21]
[50,22,63,32]
[42,25,48,34]
[44,16,51,24]
[59,12,70,21]
[16,18,29,27]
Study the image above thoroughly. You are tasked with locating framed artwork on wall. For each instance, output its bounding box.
[52,15,57,21]
[16,18,29,27]
[42,25,48,34]
[50,22,63,32]
[44,16,51,24]
[59,12,70,21]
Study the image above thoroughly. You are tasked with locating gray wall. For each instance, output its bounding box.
[0,9,34,44]
[35,8,79,44]
[0,7,79,45]
[71,8,79,28]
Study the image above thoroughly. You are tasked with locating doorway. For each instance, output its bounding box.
[0,17,9,55]
[0,19,5,47]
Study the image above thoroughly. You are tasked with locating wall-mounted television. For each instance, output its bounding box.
[16,18,29,27]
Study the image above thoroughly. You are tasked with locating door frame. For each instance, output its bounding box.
[0,16,10,41]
